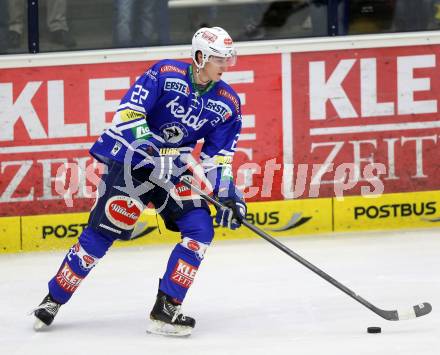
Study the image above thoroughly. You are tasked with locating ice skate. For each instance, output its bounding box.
[147,290,195,337]
[33,294,61,331]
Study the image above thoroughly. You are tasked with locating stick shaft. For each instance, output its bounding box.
[181,179,393,319]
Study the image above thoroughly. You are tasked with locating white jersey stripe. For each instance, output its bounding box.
[117,102,146,113]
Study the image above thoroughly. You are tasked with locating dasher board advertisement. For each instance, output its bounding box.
[2,37,440,218]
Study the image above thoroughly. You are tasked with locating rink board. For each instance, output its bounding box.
[4,34,440,216]
[3,190,440,253]
[12,198,331,253]
[334,190,440,231]
[0,217,21,253]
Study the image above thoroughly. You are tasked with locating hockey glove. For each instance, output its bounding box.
[215,187,247,230]
[137,139,187,187]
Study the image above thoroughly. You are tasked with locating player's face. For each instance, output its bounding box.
[203,61,227,82]
[203,55,237,82]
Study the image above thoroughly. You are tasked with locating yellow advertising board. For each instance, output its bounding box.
[22,212,90,252]
[333,190,440,232]
[7,190,440,254]
[20,210,180,252]
[0,217,21,253]
[19,198,332,252]
[214,198,332,241]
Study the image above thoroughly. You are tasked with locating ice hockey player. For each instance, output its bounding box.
[32,26,247,337]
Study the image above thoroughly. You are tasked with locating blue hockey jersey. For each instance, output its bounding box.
[90,59,242,193]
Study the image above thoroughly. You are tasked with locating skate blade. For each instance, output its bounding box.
[33,317,49,331]
[146,320,192,337]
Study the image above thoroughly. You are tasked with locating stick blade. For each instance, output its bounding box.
[376,302,432,321]
[414,302,432,318]
[396,302,433,320]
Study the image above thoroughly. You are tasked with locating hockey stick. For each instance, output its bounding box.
[181,178,432,321]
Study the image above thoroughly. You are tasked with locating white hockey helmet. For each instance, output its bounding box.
[191,27,237,69]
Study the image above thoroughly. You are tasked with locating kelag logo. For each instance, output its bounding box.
[354,202,436,220]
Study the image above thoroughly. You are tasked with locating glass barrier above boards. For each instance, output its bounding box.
[1,0,440,55]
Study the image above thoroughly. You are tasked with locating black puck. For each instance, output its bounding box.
[367,326,381,333]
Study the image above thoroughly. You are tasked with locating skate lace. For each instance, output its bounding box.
[33,300,60,316]
[168,302,185,323]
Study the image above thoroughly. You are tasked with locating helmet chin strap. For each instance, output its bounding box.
[195,67,211,85]
[193,59,211,85]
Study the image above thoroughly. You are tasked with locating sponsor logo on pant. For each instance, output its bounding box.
[104,195,143,230]
[170,259,198,288]
[55,262,83,293]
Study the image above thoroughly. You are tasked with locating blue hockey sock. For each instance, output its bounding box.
[159,208,214,303]
[48,227,114,304]
[159,244,202,303]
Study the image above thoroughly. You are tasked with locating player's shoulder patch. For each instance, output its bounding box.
[216,84,241,114]
[158,59,188,76]
[144,67,159,81]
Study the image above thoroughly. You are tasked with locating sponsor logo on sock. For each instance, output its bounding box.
[170,259,198,288]
[67,242,99,271]
[55,262,83,293]
[180,237,208,260]
[187,240,200,251]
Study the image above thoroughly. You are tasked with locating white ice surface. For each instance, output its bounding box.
[1,228,439,355]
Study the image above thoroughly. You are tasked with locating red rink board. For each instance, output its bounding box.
[2,43,440,217]
[0,54,282,216]
[291,45,440,198]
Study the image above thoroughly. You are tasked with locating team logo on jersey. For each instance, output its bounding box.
[55,262,83,293]
[218,89,240,113]
[160,122,188,144]
[164,78,190,97]
[160,65,187,76]
[206,99,233,121]
[170,259,198,288]
[104,196,143,230]
[166,96,208,131]
[145,69,158,81]
[111,142,122,156]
